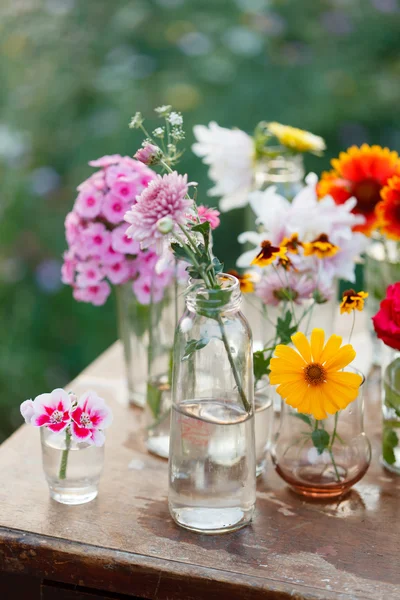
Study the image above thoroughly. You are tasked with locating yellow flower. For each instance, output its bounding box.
[228,270,255,294]
[340,289,368,314]
[269,329,362,420]
[251,240,287,267]
[281,233,303,254]
[303,234,340,259]
[267,122,326,154]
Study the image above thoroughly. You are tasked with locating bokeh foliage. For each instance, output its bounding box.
[0,0,399,440]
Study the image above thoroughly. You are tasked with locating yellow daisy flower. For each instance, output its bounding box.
[303,234,340,259]
[267,122,326,154]
[251,240,287,267]
[269,329,362,420]
[340,289,368,314]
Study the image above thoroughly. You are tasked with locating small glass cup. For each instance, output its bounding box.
[254,377,274,477]
[41,428,104,505]
[271,369,371,498]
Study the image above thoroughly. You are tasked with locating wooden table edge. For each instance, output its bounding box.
[0,526,370,600]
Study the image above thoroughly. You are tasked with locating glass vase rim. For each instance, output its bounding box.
[185,273,241,312]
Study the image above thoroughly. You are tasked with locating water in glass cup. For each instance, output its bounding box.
[169,398,256,534]
[41,429,104,505]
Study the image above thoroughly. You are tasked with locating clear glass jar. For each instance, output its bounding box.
[116,282,150,408]
[271,369,371,498]
[364,236,400,364]
[145,284,177,459]
[41,428,104,505]
[381,346,400,474]
[168,274,256,534]
[254,377,274,477]
[254,149,305,199]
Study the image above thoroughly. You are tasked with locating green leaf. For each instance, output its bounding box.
[253,350,271,382]
[146,381,162,420]
[211,256,224,273]
[293,413,313,427]
[384,358,400,418]
[311,428,330,455]
[171,242,190,262]
[182,337,209,361]
[191,221,211,236]
[382,427,399,465]
[276,310,297,345]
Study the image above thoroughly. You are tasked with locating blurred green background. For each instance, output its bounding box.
[1,0,399,441]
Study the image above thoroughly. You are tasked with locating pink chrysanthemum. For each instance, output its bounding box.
[255,271,315,306]
[124,172,193,250]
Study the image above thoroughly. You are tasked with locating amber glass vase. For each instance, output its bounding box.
[271,370,371,498]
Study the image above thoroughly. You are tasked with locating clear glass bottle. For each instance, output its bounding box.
[271,369,371,498]
[364,236,400,364]
[381,345,400,474]
[41,428,104,505]
[254,149,304,198]
[254,377,274,477]
[168,274,256,534]
[116,282,150,407]
[145,283,177,459]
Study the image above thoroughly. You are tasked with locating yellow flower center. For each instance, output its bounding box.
[304,363,326,386]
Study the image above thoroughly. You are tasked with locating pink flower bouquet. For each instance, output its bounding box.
[62,154,174,306]
[21,389,112,504]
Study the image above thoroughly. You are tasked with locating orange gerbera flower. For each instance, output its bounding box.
[376,176,400,240]
[317,145,400,235]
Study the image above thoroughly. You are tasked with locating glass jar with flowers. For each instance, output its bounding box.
[61,154,175,407]
[192,120,325,214]
[125,106,256,533]
[237,189,368,480]
[20,388,112,505]
[317,145,400,360]
[269,328,370,497]
[372,282,400,474]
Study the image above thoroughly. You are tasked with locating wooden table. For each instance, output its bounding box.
[0,342,399,600]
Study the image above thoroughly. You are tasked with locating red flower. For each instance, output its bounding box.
[372,283,400,351]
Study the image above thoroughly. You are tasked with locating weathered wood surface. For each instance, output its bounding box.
[0,348,399,600]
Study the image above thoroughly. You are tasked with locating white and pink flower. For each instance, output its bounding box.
[75,260,104,287]
[111,224,140,255]
[20,399,35,424]
[30,389,72,433]
[102,260,131,285]
[74,186,103,219]
[83,223,111,255]
[101,193,129,225]
[70,390,113,446]
[73,281,111,306]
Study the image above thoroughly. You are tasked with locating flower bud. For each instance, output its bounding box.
[134,143,163,166]
[156,216,174,234]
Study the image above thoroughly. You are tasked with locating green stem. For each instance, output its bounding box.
[58,430,71,480]
[328,413,341,482]
[348,311,356,344]
[217,314,251,413]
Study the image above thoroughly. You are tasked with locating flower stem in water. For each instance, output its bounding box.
[58,430,71,480]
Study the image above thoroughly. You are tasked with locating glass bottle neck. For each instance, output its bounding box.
[254,151,305,187]
[185,274,242,315]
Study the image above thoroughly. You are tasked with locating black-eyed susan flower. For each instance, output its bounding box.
[228,270,255,294]
[340,289,368,314]
[303,234,340,259]
[269,329,362,420]
[276,254,296,271]
[251,240,287,267]
[281,233,303,254]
